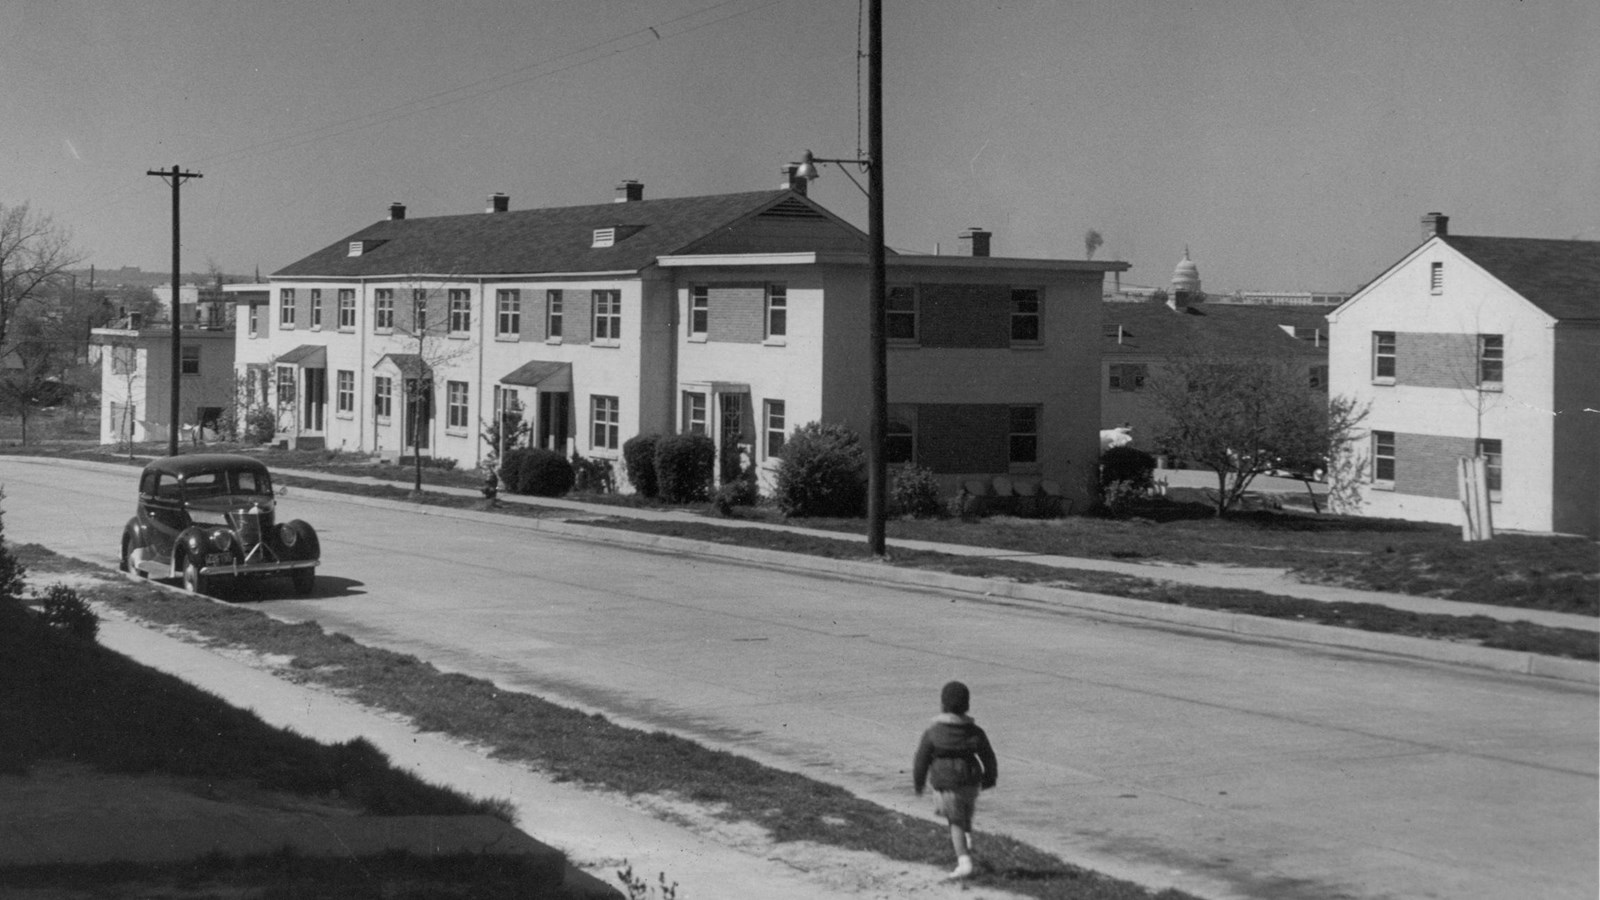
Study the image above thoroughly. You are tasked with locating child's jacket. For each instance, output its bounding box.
[913,713,998,793]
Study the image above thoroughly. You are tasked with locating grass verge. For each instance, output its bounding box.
[21,545,1199,900]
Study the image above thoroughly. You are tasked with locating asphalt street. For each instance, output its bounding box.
[6,456,1596,900]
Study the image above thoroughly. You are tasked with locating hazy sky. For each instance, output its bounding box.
[5,0,1595,294]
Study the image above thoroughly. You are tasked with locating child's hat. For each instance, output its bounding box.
[940,680,970,715]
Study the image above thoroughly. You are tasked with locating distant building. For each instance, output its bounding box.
[1326,213,1599,537]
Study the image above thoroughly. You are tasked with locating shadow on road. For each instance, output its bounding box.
[204,575,367,603]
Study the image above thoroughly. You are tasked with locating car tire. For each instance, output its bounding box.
[292,567,315,595]
[182,558,207,596]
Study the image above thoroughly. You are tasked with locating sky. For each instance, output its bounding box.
[4,0,1596,295]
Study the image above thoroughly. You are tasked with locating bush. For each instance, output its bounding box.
[774,422,866,518]
[571,452,615,493]
[622,434,660,499]
[1100,446,1156,515]
[654,433,715,504]
[237,406,276,444]
[712,472,761,516]
[501,448,574,497]
[38,584,98,641]
[890,464,946,518]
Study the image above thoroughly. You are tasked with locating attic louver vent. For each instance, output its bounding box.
[593,228,616,248]
[758,197,828,221]
[348,241,364,257]
[347,239,386,257]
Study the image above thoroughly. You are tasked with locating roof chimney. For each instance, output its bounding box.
[389,201,406,221]
[780,164,808,197]
[487,193,509,213]
[1421,212,1448,240]
[958,228,991,258]
[614,180,644,203]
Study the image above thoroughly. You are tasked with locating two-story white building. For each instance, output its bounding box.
[235,181,1127,512]
[1326,214,1599,537]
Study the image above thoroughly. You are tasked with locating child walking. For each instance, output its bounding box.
[912,680,998,880]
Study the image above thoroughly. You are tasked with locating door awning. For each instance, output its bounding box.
[277,344,327,368]
[710,381,750,395]
[373,353,432,381]
[500,360,572,391]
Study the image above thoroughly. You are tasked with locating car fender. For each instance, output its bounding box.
[176,527,215,565]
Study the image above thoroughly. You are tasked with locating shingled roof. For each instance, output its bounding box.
[1101,301,1331,359]
[1441,236,1600,322]
[272,190,870,278]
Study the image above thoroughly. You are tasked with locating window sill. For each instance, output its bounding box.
[688,334,708,344]
[1371,377,1395,386]
[590,339,621,349]
[762,337,787,347]
[376,416,392,424]
[375,327,394,336]
[446,427,469,437]
[495,334,520,343]
[448,333,470,341]
[280,324,296,331]
[311,325,323,333]
[545,337,564,346]
[338,327,355,334]
[1371,481,1395,491]
[1478,383,1503,393]
[336,412,355,420]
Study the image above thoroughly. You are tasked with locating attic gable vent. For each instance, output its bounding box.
[592,225,644,248]
[757,197,828,221]
[347,239,387,257]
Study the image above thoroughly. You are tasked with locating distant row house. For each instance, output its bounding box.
[231,181,1128,512]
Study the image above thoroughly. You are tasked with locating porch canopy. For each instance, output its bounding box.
[499,360,572,391]
[277,344,326,368]
[373,353,433,381]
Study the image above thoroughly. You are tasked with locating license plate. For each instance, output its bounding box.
[205,553,232,567]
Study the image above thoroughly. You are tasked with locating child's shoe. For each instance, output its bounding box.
[945,855,974,880]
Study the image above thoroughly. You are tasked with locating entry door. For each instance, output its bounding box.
[719,393,746,481]
[404,378,431,451]
[301,368,327,431]
[538,392,570,452]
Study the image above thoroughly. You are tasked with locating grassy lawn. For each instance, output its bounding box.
[17,545,1199,900]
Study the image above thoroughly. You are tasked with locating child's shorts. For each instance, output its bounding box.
[934,785,979,829]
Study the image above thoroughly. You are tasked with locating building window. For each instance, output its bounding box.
[1429,262,1444,294]
[375,289,394,331]
[310,289,323,329]
[683,391,707,435]
[1477,438,1502,499]
[374,376,393,419]
[886,406,916,465]
[496,289,521,336]
[547,290,563,339]
[689,286,708,338]
[446,380,469,430]
[336,370,354,413]
[1009,406,1039,465]
[338,289,356,330]
[111,346,135,375]
[180,345,200,375]
[448,289,471,334]
[248,304,260,337]
[1011,288,1040,343]
[1108,363,1147,391]
[1478,334,1503,388]
[1372,332,1396,381]
[276,365,296,404]
[887,285,917,341]
[412,290,428,333]
[591,395,619,449]
[1309,365,1328,389]
[593,290,621,341]
[764,399,786,458]
[1372,431,1395,484]
[279,289,296,328]
[766,283,787,338]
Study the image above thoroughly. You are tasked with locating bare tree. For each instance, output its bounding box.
[389,276,476,492]
[0,203,82,354]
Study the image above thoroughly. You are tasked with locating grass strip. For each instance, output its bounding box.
[22,546,1199,900]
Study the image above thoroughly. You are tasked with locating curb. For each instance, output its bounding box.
[288,484,1598,687]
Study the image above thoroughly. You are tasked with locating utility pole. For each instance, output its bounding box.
[866,0,887,557]
[148,165,202,457]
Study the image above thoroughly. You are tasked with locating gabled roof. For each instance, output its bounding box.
[1101,302,1330,359]
[273,191,872,279]
[1440,236,1600,322]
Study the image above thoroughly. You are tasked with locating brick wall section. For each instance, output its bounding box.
[707,285,765,343]
[1395,431,1475,499]
[919,284,1009,348]
[1397,332,1479,389]
[917,404,1009,473]
[567,291,592,344]
[521,290,547,341]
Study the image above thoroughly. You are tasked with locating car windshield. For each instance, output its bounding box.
[183,468,272,499]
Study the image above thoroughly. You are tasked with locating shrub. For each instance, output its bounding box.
[621,434,660,499]
[890,463,946,518]
[774,422,866,518]
[0,499,25,602]
[501,448,574,497]
[571,452,616,494]
[239,406,276,444]
[1100,446,1156,515]
[712,469,761,516]
[38,584,98,641]
[654,433,715,504]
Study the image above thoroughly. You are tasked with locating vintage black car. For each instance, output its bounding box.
[120,454,319,596]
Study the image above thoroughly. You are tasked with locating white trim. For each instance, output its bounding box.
[659,252,821,267]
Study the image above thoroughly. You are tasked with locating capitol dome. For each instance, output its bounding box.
[1171,248,1201,294]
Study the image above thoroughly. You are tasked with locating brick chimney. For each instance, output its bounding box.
[389,201,406,221]
[486,193,509,213]
[958,228,991,258]
[780,164,808,197]
[614,180,644,203]
[1421,212,1449,240]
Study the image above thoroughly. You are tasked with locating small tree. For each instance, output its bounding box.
[1148,352,1366,515]
[1099,446,1156,515]
[774,422,866,518]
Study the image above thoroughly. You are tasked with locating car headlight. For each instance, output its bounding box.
[278,524,297,549]
[211,529,234,553]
